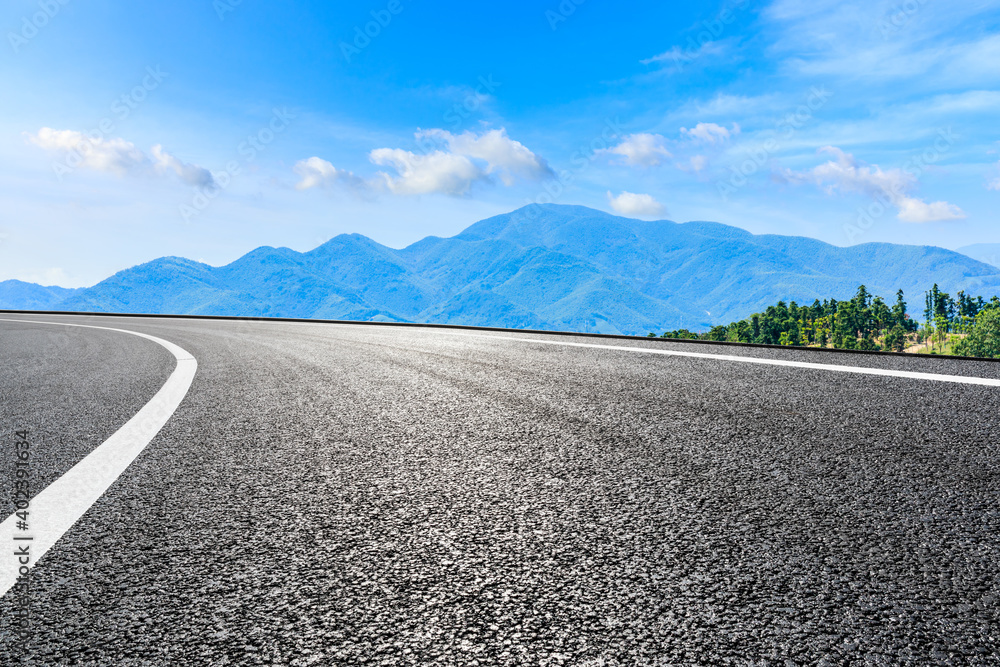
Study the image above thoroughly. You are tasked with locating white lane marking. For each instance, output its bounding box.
[0,318,197,598]
[247,319,1000,387]
[431,330,1000,387]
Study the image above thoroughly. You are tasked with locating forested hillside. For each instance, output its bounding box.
[651,285,1000,358]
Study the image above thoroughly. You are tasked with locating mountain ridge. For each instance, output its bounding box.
[957,243,1000,269]
[4,204,999,335]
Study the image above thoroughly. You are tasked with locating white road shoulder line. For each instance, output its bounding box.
[437,330,1000,387]
[0,319,197,598]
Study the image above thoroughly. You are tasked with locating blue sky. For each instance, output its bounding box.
[2,0,999,286]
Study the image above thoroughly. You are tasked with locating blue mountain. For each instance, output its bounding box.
[0,280,81,311]
[957,244,1000,269]
[4,204,1000,335]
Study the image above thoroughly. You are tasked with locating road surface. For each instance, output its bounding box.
[1,314,998,665]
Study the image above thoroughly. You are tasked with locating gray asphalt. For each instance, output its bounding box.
[1,314,998,666]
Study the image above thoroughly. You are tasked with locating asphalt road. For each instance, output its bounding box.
[1,314,998,666]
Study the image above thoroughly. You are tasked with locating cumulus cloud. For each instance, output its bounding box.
[607,191,667,218]
[28,128,215,188]
[680,122,740,143]
[29,128,148,174]
[599,125,741,173]
[419,128,552,184]
[293,157,366,191]
[895,199,966,223]
[783,146,965,223]
[294,128,553,197]
[370,148,485,196]
[359,127,549,196]
[599,133,672,167]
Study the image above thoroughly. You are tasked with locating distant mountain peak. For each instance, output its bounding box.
[3,205,1000,333]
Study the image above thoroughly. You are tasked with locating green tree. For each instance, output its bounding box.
[705,325,728,342]
[733,320,752,343]
[858,334,878,351]
[679,285,998,356]
[883,324,908,352]
[660,329,698,340]
[954,308,1000,358]
[891,289,913,330]
[836,301,860,347]
[872,297,891,337]
[934,314,949,352]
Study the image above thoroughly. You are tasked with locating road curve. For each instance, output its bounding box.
[0,318,197,598]
[1,314,998,665]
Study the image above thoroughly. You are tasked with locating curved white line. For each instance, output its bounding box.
[0,318,197,598]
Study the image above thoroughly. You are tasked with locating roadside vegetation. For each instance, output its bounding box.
[649,285,1000,359]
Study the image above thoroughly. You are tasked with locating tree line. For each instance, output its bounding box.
[650,285,1000,358]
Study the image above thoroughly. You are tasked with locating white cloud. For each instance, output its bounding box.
[673,154,710,174]
[641,46,677,65]
[689,155,709,172]
[28,128,215,188]
[29,128,147,174]
[764,0,1000,87]
[417,128,552,184]
[989,161,1000,191]
[680,122,740,144]
[370,148,485,196]
[607,191,667,218]
[151,145,215,187]
[783,146,965,223]
[895,199,966,223]
[364,127,550,196]
[641,40,730,69]
[600,133,672,167]
[293,157,366,191]
[689,92,782,117]
[901,90,1000,117]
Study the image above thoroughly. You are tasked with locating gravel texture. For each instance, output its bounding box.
[0,314,998,665]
